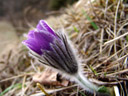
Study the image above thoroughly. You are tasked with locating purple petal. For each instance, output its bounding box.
[23,20,60,55]
[36,20,55,36]
[27,30,35,38]
[34,31,54,51]
[23,38,42,55]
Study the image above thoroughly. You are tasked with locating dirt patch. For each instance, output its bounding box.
[0,21,18,53]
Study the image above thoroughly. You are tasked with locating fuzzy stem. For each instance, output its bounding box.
[75,72,98,92]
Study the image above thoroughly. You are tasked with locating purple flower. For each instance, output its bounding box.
[23,20,57,55]
[23,20,78,74]
[23,20,98,92]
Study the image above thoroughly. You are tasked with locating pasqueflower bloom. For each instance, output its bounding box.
[23,20,98,92]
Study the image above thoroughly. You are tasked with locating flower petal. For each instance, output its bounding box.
[23,20,59,55]
[36,20,55,36]
[23,38,42,55]
[27,30,35,38]
[34,31,54,51]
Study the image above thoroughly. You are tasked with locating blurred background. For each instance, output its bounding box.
[0,0,78,32]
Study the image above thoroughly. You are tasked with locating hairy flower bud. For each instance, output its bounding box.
[23,20,98,93]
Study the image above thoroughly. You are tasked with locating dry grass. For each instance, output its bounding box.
[0,0,128,96]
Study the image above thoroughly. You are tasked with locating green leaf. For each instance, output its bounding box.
[98,86,109,93]
[0,83,22,96]
[79,91,87,96]
[82,10,98,30]
[126,35,128,42]
[89,65,98,76]
[73,26,79,33]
